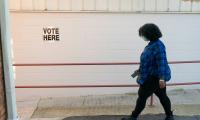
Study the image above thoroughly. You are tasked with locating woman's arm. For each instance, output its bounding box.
[155,44,171,82]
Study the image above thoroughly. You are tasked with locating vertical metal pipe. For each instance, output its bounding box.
[149,94,154,106]
[0,0,19,120]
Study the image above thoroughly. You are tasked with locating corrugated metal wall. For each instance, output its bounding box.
[9,0,200,12]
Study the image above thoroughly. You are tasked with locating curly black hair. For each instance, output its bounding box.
[139,23,162,41]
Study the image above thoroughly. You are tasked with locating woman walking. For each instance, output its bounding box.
[122,23,174,120]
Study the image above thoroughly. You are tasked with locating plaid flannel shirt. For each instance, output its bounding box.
[138,39,171,85]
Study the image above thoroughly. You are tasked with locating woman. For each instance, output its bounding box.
[122,23,174,120]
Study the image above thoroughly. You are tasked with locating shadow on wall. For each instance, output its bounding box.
[63,114,200,120]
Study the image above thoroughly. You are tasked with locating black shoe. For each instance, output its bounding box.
[165,116,174,120]
[121,116,137,120]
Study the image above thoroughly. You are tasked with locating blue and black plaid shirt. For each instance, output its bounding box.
[138,39,171,85]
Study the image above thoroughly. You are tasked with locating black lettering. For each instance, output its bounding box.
[43,28,48,34]
[43,35,48,40]
[48,35,51,40]
[47,28,51,34]
[52,28,56,34]
[52,35,56,40]
[55,28,59,34]
[43,27,60,41]
[56,35,59,41]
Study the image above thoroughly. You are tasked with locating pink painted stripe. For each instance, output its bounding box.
[15,82,200,88]
[12,60,200,66]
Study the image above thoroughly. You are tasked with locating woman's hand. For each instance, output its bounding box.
[159,80,166,89]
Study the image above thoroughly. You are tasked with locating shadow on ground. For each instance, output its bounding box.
[62,114,200,120]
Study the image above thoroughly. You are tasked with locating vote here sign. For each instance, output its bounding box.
[43,27,60,41]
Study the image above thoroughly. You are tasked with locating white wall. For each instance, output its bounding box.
[9,0,200,12]
[11,12,200,97]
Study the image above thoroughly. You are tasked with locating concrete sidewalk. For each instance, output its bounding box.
[16,89,200,120]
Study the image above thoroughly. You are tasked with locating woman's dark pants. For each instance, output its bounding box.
[132,75,173,118]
